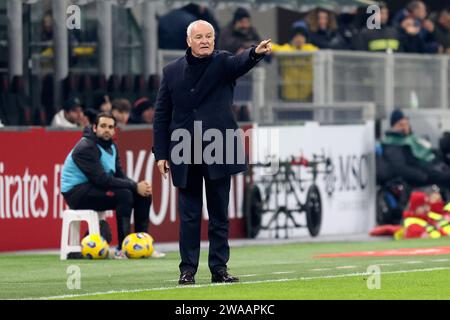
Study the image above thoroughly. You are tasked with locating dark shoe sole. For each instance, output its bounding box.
[67,252,83,259]
[211,278,240,283]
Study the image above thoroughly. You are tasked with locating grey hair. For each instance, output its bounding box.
[186,20,215,38]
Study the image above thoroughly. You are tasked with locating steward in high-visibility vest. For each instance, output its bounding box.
[400,191,441,239]
[397,191,450,239]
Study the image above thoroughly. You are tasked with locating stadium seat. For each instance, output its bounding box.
[120,74,134,102]
[134,74,148,99]
[41,74,55,125]
[148,74,160,102]
[78,74,94,108]
[93,74,107,90]
[60,209,106,260]
[63,73,80,101]
[107,74,121,100]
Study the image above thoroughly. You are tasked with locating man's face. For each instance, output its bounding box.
[393,118,411,135]
[187,22,215,58]
[142,108,155,124]
[234,17,251,33]
[318,11,329,30]
[111,110,130,126]
[412,2,427,20]
[291,34,306,48]
[439,11,450,29]
[380,7,389,25]
[64,106,83,125]
[94,117,115,141]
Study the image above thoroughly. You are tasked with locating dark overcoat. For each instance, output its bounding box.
[153,47,264,188]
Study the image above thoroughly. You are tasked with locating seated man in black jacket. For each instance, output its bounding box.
[61,112,158,259]
[382,109,450,189]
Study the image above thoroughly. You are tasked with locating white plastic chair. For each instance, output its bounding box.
[60,210,106,260]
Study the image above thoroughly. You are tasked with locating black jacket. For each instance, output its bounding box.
[153,47,264,188]
[62,126,137,208]
[354,25,400,52]
[382,131,429,186]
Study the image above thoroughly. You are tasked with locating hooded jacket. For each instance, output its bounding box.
[61,126,136,208]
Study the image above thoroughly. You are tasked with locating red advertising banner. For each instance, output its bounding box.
[0,126,248,252]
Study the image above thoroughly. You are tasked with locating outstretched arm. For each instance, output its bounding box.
[223,39,272,81]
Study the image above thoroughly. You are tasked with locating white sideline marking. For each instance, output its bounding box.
[311,268,331,271]
[271,271,294,274]
[403,261,422,264]
[19,266,450,300]
[431,259,450,262]
[335,266,357,269]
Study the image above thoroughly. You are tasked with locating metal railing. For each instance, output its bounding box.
[158,49,450,123]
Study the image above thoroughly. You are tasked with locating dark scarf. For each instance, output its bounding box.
[185,47,212,87]
[84,125,113,153]
[96,135,113,152]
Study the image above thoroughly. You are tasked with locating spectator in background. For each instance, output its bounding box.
[40,11,53,42]
[272,22,318,52]
[336,9,361,50]
[51,97,84,128]
[434,7,450,54]
[271,22,318,101]
[94,94,112,113]
[80,108,99,129]
[305,8,343,49]
[111,99,131,128]
[355,4,400,52]
[158,3,220,50]
[394,1,439,53]
[382,109,450,189]
[398,16,427,53]
[128,97,154,125]
[219,7,261,54]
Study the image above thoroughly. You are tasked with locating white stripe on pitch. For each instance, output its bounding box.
[15,266,450,300]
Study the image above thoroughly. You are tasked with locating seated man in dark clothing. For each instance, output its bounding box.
[60,112,157,259]
[382,109,450,189]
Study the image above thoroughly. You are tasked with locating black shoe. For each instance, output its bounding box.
[178,271,195,285]
[211,270,239,283]
[67,252,83,259]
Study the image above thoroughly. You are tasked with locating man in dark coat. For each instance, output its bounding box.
[153,19,271,285]
[382,109,450,188]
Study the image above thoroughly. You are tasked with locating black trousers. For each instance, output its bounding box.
[178,164,231,274]
[68,185,151,250]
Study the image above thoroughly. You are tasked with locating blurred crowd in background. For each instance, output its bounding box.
[0,1,449,129]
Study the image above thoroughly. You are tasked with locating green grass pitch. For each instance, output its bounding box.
[1,238,449,300]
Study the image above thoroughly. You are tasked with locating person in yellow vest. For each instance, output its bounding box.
[395,191,450,239]
[271,22,318,102]
[425,190,450,235]
[398,191,441,239]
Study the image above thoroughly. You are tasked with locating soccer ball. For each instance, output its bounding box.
[122,232,154,259]
[81,234,109,259]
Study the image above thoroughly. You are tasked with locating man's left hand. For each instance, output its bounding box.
[255,39,272,55]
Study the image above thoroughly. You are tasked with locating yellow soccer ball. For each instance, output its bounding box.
[81,234,109,259]
[122,233,154,259]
